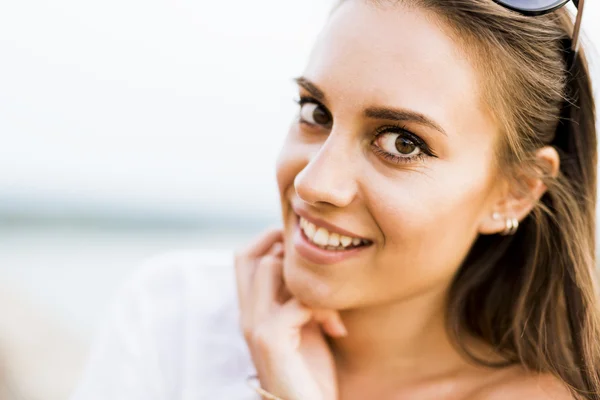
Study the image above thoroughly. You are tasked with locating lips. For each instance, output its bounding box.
[291,211,373,265]
[292,205,371,240]
[299,216,368,250]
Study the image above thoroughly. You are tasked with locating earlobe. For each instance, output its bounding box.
[478,146,559,236]
[478,211,519,236]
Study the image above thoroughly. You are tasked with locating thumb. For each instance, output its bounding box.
[273,299,314,350]
[278,298,313,329]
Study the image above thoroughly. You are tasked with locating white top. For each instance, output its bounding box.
[0,286,85,400]
[71,250,260,400]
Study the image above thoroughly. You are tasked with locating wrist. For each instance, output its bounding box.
[247,375,288,400]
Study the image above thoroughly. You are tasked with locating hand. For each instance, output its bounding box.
[235,228,347,400]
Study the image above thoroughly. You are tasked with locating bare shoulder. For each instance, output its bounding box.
[470,369,573,400]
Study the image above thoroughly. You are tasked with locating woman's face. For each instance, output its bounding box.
[276,0,502,309]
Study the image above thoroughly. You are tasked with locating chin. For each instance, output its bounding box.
[282,256,349,310]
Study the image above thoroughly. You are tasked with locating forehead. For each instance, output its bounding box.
[303,0,488,135]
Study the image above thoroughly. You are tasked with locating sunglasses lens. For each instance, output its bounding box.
[494,0,569,13]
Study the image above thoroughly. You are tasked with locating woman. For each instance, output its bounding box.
[73,0,599,399]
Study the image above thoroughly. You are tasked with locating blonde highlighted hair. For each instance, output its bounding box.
[335,1,599,398]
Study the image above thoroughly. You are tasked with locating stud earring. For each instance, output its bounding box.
[492,212,502,221]
[509,217,519,235]
[501,217,519,236]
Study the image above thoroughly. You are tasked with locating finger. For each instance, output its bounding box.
[313,309,348,337]
[268,242,284,258]
[238,228,283,262]
[277,298,313,332]
[266,242,287,303]
[235,228,283,310]
[252,255,285,322]
[276,282,293,304]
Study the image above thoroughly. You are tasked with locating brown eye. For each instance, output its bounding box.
[395,137,417,154]
[375,132,422,158]
[300,102,331,126]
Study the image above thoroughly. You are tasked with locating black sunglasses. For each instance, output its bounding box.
[492,0,585,54]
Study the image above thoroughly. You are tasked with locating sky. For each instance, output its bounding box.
[0,0,598,221]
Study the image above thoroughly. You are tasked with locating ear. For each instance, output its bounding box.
[478,146,560,235]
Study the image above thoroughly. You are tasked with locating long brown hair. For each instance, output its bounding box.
[418,1,599,398]
[334,0,599,398]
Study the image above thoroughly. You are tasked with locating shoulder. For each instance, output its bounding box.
[111,249,238,328]
[106,249,255,395]
[130,248,236,295]
[74,249,256,399]
[121,248,243,340]
[470,369,573,400]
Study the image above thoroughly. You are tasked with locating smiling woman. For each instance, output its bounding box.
[73,1,599,399]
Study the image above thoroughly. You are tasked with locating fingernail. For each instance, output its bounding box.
[271,242,284,255]
[337,323,348,337]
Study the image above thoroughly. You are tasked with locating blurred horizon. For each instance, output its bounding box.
[0,191,279,230]
[0,0,340,350]
[1,0,600,355]
[0,1,599,229]
[0,0,339,223]
[2,2,598,398]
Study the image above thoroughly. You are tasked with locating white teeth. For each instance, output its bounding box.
[305,221,316,239]
[313,227,330,246]
[340,235,352,247]
[328,232,340,246]
[299,216,366,249]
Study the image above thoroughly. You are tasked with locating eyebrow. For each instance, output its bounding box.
[365,107,447,137]
[294,76,326,102]
[294,76,447,137]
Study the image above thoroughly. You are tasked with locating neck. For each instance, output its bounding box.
[329,286,467,381]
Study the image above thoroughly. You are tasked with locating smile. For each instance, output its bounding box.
[292,212,374,265]
[299,217,369,251]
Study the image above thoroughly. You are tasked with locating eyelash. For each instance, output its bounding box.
[372,125,434,165]
[294,96,436,165]
[296,96,321,107]
[295,96,331,126]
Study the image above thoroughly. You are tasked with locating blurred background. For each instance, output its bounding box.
[0,1,599,399]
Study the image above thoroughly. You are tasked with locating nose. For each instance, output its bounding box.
[294,132,359,208]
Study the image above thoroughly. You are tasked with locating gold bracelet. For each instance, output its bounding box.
[246,374,287,400]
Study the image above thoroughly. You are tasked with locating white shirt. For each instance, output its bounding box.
[72,250,260,400]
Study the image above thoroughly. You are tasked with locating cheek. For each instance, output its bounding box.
[367,163,494,285]
[376,176,488,236]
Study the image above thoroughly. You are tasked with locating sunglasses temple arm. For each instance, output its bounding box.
[571,0,585,53]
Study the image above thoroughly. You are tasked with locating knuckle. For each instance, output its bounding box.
[251,324,273,351]
[242,326,254,343]
[241,320,256,344]
[241,318,273,350]
[258,255,279,267]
